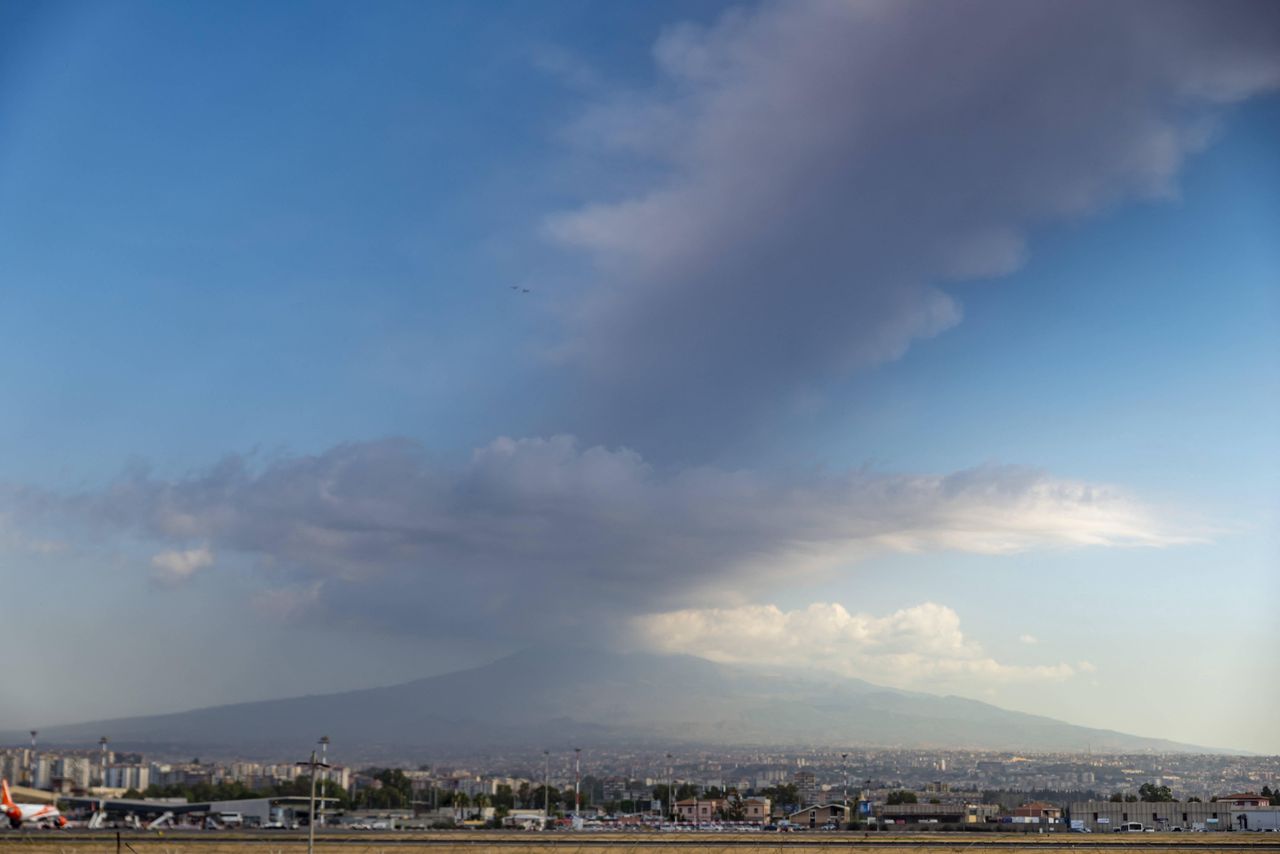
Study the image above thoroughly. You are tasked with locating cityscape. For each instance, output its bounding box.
[4,740,1280,830]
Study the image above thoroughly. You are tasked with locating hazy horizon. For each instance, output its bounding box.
[1,0,1277,754]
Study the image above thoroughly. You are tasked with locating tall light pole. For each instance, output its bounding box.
[26,731,37,787]
[666,753,673,824]
[317,737,330,828]
[841,753,849,805]
[841,752,849,829]
[543,750,550,824]
[573,747,581,818]
[98,737,109,788]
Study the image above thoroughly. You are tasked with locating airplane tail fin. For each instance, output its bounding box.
[1,778,13,808]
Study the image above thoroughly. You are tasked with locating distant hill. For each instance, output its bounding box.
[4,648,1233,757]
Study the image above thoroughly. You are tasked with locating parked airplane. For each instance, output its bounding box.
[2,780,66,829]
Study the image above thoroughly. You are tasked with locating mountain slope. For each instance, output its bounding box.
[7,648,1230,756]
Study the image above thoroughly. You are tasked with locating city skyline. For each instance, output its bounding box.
[0,0,1277,752]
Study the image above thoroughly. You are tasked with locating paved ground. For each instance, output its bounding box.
[4,831,1280,854]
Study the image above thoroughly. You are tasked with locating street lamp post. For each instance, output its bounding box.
[302,749,330,854]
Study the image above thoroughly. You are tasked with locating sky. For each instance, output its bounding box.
[1,0,1278,753]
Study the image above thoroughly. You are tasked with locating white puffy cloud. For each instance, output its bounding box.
[35,435,1191,636]
[546,0,1280,451]
[634,601,1079,689]
[1019,633,1039,645]
[149,545,214,585]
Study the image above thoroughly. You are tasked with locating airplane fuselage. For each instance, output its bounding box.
[2,780,66,829]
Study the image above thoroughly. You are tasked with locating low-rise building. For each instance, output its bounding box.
[1068,800,1229,832]
[675,798,723,822]
[789,803,851,828]
[878,802,998,825]
[742,797,771,823]
[1219,793,1270,808]
[1012,801,1062,823]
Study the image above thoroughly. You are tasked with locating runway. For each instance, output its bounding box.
[4,832,1280,853]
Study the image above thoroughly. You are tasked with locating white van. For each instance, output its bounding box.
[1116,822,1145,832]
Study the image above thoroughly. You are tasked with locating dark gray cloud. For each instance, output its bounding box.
[545,0,1280,453]
[30,435,1182,639]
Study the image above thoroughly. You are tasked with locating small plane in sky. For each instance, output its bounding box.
[2,780,66,829]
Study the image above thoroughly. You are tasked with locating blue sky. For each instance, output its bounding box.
[1,0,1277,753]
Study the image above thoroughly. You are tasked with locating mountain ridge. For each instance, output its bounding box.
[2,647,1237,758]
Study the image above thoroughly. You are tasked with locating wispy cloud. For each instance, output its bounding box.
[545,0,1280,452]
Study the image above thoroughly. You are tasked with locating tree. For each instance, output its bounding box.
[762,783,799,809]
[1188,797,1202,803]
[887,790,918,805]
[1109,793,1125,803]
[1124,795,1139,803]
[529,785,562,813]
[675,782,699,801]
[652,784,672,810]
[493,784,514,811]
[719,796,748,822]
[356,768,412,809]
[1139,784,1173,802]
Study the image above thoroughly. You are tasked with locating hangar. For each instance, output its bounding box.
[59,794,336,828]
